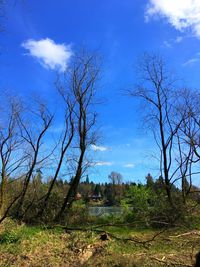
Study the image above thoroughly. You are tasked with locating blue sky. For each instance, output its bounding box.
[1,0,200,184]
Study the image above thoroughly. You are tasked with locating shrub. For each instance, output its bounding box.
[0,230,20,244]
[121,185,189,228]
[121,185,155,227]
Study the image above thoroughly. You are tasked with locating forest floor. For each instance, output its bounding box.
[0,219,200,267]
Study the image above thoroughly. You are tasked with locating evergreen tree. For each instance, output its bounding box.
[85,175,90,184]
[146,173,154,188]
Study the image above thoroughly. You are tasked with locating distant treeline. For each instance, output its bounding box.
[3,171,200,227]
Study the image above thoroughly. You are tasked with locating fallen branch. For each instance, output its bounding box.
[169,231,200,238]
[149,256,192,267]
[89,220,181,229]
[63,226,166,248]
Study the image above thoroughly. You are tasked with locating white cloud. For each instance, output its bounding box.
[22,38,72,71]
[95,161,113,166]
[124,164,135,168]
[145,0,200,38]
[175,36,183,43]
[91,144,108,152]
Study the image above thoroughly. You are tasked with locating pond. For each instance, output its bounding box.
[88,206,125,217]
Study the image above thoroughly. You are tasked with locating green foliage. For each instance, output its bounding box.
[65,200,92,226]
[122,185,155,226]
[0,219,41,245]
[121,183,192,227]
[0,230,20,244]
[94,213,124,225]
[122,184,153,208]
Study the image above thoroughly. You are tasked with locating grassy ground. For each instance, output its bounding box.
[0,219,200,266]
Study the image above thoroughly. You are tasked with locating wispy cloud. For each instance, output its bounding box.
[145,0,200,39]
[95,161,113,166]
[124,164,135,168]
[175,36,183,43]
[162,36,183,48]
[22,38,72,71]
[49,125,64,134]
[163,41,172,48]
[91,144,108,152]
[183,53,200,66]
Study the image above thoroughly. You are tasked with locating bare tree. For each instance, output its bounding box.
[129,53,187,206]
[108,171,123,204]
[37,84,75,219]
[0,96,25,217]
[109,171,123,185]
[180,90,200,159]
[54,52,100,221]
[176,89,200,202]
[15,101,53,220]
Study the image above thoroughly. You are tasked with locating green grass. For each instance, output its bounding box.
[0,219,199,266]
